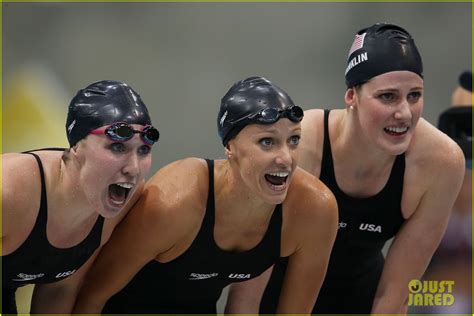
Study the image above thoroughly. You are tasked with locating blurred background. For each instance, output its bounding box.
[3,2,471,314]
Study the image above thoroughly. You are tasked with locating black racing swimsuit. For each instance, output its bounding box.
[1,149,104,314]
[260,109,405,314]
[103,159,283,314]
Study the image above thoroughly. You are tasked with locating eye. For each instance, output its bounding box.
[288,135,300,146]
[137,145,151,156]
[109,143,126,153]
[259,138,274,148]
[378,92,396,102]
[407,91,422,103]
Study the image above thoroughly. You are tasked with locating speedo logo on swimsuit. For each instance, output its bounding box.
[359,223,382,233]
[338,221,347,229]
[12,273,45,281]
[188,272,219,280]
[228,273,251,279]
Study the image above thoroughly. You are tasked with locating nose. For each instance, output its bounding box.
[122,153,140,177]
[394,99,412,121]
[274,144,293,167]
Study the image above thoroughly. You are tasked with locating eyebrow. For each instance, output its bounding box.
[253,126,302,135]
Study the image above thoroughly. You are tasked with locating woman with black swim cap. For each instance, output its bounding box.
[2,80,158,313]
[73,76,338,314]
[227,23,465,314]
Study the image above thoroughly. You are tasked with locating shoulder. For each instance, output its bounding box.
[299,109,325,174]
[402,118,465,217]
[128,157,209,233]
[301,109,324,142]
[302,108,324,128]
[408,118,465,177]
[146,157,209,208]
[281,167,338,256]
[2,153,42,215]
[285,167,338,225]
[2,153,45,247]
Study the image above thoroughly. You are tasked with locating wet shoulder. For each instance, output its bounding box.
[140,157,209,228]
[285,167,338,223]
[281,167,338,257]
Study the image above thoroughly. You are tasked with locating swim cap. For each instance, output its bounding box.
[345,23,423,88]
[459,71,472,92]
[217,76,302,146]
[66,80,152,147]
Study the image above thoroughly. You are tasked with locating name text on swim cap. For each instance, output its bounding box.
[345,52,368,75]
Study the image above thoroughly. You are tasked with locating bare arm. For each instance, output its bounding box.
[277,187,338,313]
[371,143,465,313]
[225,266,273,313]
[30,249,99,313]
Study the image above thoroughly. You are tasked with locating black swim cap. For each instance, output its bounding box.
[459,71,472,92]
[345,23,423,88]
[217,76,300,146]
[66,80,152,147]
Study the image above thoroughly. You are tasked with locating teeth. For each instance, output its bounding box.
[110,199,124,205]
[116,183,133,189]
[268,172,289,178]
[385,126,408,133]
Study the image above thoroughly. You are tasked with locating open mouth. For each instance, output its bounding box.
[384,126,408,136]
[108,183,134,206]
[264,172,289,191]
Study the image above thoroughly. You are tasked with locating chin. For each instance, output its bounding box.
[385,143,410,156]
[263,192,288,205]
[380,136,412,156]
[100,202,126,218]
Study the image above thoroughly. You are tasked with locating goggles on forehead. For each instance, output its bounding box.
[90,122,160,145]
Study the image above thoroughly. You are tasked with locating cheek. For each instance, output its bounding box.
[140,158,152,175]
[237,151,260,180]
[243,156,256,177]
[88,155,121,177]
[371,103,393,124]
[359,104,385,129]
[412,103,423,119]
[291,149,300,166]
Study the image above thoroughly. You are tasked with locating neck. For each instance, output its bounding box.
[53,156,99,226]
[334,109,396,175]
[215,160,275,221]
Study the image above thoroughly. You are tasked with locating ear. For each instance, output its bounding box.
[224,143,233,159]
[70,143,80,156]
[344,87,357,110]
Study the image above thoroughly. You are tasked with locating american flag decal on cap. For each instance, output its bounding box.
[348,32,366,57]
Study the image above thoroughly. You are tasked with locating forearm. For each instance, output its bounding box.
[371,289,409,314]
[73,282,109,314]
[225,266,273,314]
[31,283,78,314]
